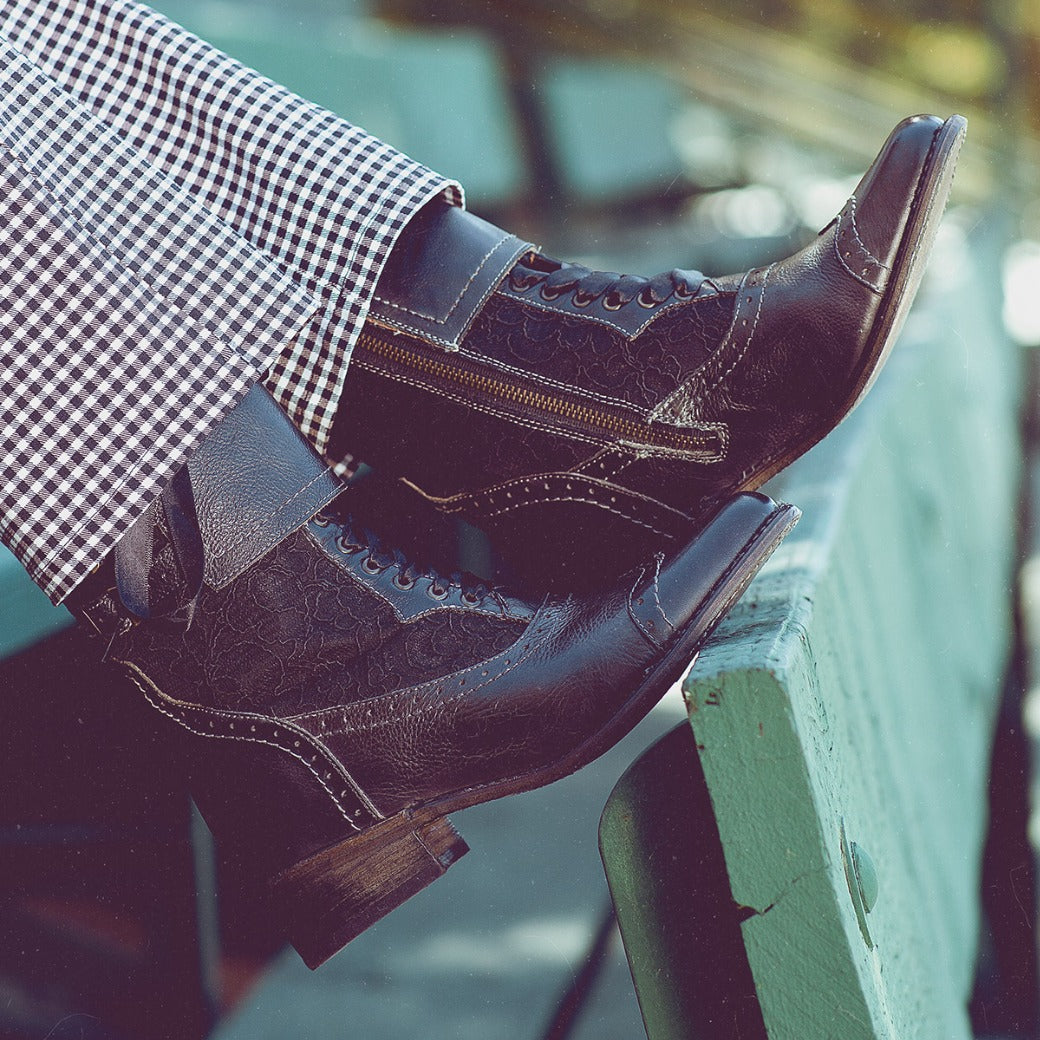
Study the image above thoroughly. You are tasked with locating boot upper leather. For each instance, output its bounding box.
[73,385,790,879]
[341,114,962,559]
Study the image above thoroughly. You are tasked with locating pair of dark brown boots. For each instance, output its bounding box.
[69,115,964,967]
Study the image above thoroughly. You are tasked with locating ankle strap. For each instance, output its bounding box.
[368,203,530,350]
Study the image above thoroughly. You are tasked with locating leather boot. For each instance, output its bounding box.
[68,385,798,968]
[338,114,965,567]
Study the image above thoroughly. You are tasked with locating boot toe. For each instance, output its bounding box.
[631,493,799,644]
[848,114,964,270]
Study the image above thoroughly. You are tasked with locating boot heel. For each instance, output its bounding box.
[270,813,469,969]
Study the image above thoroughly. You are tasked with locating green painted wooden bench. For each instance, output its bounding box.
[600,213,1022,1038]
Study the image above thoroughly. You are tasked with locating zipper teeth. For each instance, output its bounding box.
[358,333,714,450]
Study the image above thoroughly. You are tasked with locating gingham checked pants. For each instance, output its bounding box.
[0,0,461,603]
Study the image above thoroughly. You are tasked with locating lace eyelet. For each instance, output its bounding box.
[571,289,594,308]
[637,288,658,309]
[510,272,536,292]
[393,573,416,591]
[361,556,384,575]
[427,583,449,601]
[335,534,361,554]
[674,281,694,299]
[312,514,330,527]
[540,284,566,302]
[602,292,623,311]
[461,591,481,605]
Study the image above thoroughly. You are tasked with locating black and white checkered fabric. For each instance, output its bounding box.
[0,0,460,603]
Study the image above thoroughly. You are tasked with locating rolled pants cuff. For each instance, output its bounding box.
[0,2,460,602]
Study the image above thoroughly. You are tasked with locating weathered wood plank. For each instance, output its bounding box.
[599,723,767,1039]
[602,214,1021,1038]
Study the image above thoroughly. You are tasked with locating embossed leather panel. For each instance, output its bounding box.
[460,289,736,412]
[120,528,530,717]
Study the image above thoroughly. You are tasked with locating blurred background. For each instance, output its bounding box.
[1,0,1038,1037]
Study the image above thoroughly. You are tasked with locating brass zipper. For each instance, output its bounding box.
[356,331,718,453]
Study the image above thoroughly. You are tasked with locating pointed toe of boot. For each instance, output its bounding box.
[337,115,964,575]
[849,114,965,273]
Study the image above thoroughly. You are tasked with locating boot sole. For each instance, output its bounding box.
[272,495,799,967]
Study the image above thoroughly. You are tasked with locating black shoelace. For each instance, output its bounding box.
[508,253,705,311]
[316,513,506,609]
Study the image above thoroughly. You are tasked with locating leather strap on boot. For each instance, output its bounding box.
[186,383,341,589]
[75,383,342,633]
[367,203,531,350]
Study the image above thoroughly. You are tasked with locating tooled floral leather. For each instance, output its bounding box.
[457,289,736,413]
[116,527,531,717]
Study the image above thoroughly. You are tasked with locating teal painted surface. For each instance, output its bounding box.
[0,547,72,660]
[603,212,1021,1038]
[685,218,1019,1037]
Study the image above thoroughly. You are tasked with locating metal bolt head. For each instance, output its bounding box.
[849,842,878,914]
[840,820,878,949]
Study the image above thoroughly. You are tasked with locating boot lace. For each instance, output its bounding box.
[508,252,705,311]
[315,513,505,608]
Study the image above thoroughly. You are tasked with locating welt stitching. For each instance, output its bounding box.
[692,508,791,639]
[476,495,671,536]
[431,470,694,519]
[574,448,626,477]
[627,565,662,649]
[843,197,888,270]
[369,313,458,350]
[596,455,638,481]
[700,265,771,397]
[443,470,688,508]
[650,552,676,632]
[834,198,888,292]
